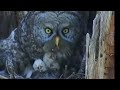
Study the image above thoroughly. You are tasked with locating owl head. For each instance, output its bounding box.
[15,11,88,62]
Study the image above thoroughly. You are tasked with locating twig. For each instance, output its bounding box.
[59,74,63,79]
[66,72,75,79]
[0,75,8,79]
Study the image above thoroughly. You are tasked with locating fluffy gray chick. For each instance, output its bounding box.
[43,52,60,71]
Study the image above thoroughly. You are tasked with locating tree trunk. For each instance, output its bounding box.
[0,11,28,39]
[85,11,114,79]
[0,11,17,39]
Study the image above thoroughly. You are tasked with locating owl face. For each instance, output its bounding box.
[18,11,83,61]
[29,11,82,60]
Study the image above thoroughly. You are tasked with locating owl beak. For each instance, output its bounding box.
[55,36,60,49]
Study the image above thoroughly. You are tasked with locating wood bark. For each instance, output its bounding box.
[0,11,17,39]
[0,11,28,39]
[85,11,114,79]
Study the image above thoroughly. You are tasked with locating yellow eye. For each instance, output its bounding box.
[45,28,52,34]
[62,28,69,34]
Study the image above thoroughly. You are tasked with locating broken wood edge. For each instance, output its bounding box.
[85,33,90,79]
[85,11,114,79]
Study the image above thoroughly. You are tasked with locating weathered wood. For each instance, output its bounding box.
[0,11,17,39]
[85,11,114,79]
[0,11,28,39]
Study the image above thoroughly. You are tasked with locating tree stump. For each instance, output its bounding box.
[85,11,114,79]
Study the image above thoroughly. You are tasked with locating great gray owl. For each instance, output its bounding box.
[0,11,93,79]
